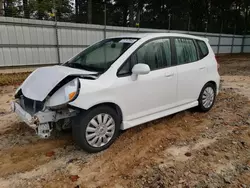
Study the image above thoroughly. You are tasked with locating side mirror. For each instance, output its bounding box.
[131,63,150,80]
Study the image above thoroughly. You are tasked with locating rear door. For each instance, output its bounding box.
[174,38,207,106]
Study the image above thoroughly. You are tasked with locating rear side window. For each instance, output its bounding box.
[174,38,198,65]
[196,40,209,58]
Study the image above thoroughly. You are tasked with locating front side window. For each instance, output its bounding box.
[175,38,198,65]
[64,38,138,73]
[118,38,171,76]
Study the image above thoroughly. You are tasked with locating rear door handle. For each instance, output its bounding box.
[165,73,174,78]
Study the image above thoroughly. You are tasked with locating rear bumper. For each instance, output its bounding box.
[216,74,221,95]
[218,82,221,94]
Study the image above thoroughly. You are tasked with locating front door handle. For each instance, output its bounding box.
[199,67,206,70]
[165,73,174,77]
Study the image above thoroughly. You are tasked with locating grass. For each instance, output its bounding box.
[0,72,31,86]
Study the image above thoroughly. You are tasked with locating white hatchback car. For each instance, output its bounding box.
[11,33,220,152]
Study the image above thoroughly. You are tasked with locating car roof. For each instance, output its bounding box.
[109,33,208,42]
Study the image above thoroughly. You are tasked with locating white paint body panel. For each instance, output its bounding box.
[18,33,220,130]
[70,33,220,130]
[19,65,95,101]
[176,43,220,106]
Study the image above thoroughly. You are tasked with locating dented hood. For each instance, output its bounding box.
[19,65,96,101]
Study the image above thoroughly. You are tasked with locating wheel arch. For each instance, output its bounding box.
[197,81,217,112]
[198,81,217,101]
[206,81,217,91]
[71,102,123,153]
[87,102,123,124]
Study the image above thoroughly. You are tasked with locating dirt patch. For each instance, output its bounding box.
[218,54,250,76]
[0,55,250,188]
[0,72,30,86]
[0,138,71,177]
[222,75,250,99]
[2,87,248,188]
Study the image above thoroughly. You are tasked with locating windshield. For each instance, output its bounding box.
[64,38,138,73]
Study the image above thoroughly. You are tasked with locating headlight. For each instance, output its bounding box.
[45,78,80,107]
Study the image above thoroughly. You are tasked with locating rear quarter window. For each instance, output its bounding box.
[196,40,209,58]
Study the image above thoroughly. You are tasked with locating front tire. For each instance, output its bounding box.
[198,83,216,112]
[72,106,120,153]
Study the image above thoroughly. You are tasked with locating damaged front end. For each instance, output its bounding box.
[10,65,91,138]
[11,98,78,138]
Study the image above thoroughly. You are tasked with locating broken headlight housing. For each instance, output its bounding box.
[45,78,80,108]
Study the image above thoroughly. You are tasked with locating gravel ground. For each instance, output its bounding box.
[0,55,250,188]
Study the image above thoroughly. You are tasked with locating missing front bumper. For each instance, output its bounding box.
[11,101,37,129]
[11,101,78,138]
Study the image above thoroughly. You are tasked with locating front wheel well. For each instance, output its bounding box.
[87,102,123,123]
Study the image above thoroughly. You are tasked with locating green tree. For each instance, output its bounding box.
[23,0,29,18]
[75,0,87,23]
[4,0,21,17]
[243,0,250,33]
[27,0,73,20]
[1,0,249,34]
[87,0,92,23]
[0,0,3,15]
[55,0,73,21]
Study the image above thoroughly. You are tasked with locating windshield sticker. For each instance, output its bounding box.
[119,39,137,43]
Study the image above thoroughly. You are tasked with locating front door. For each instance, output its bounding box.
[112,38,177,122]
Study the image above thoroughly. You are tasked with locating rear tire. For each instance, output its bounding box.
[198,83,216,112]
[72,106,120,153]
